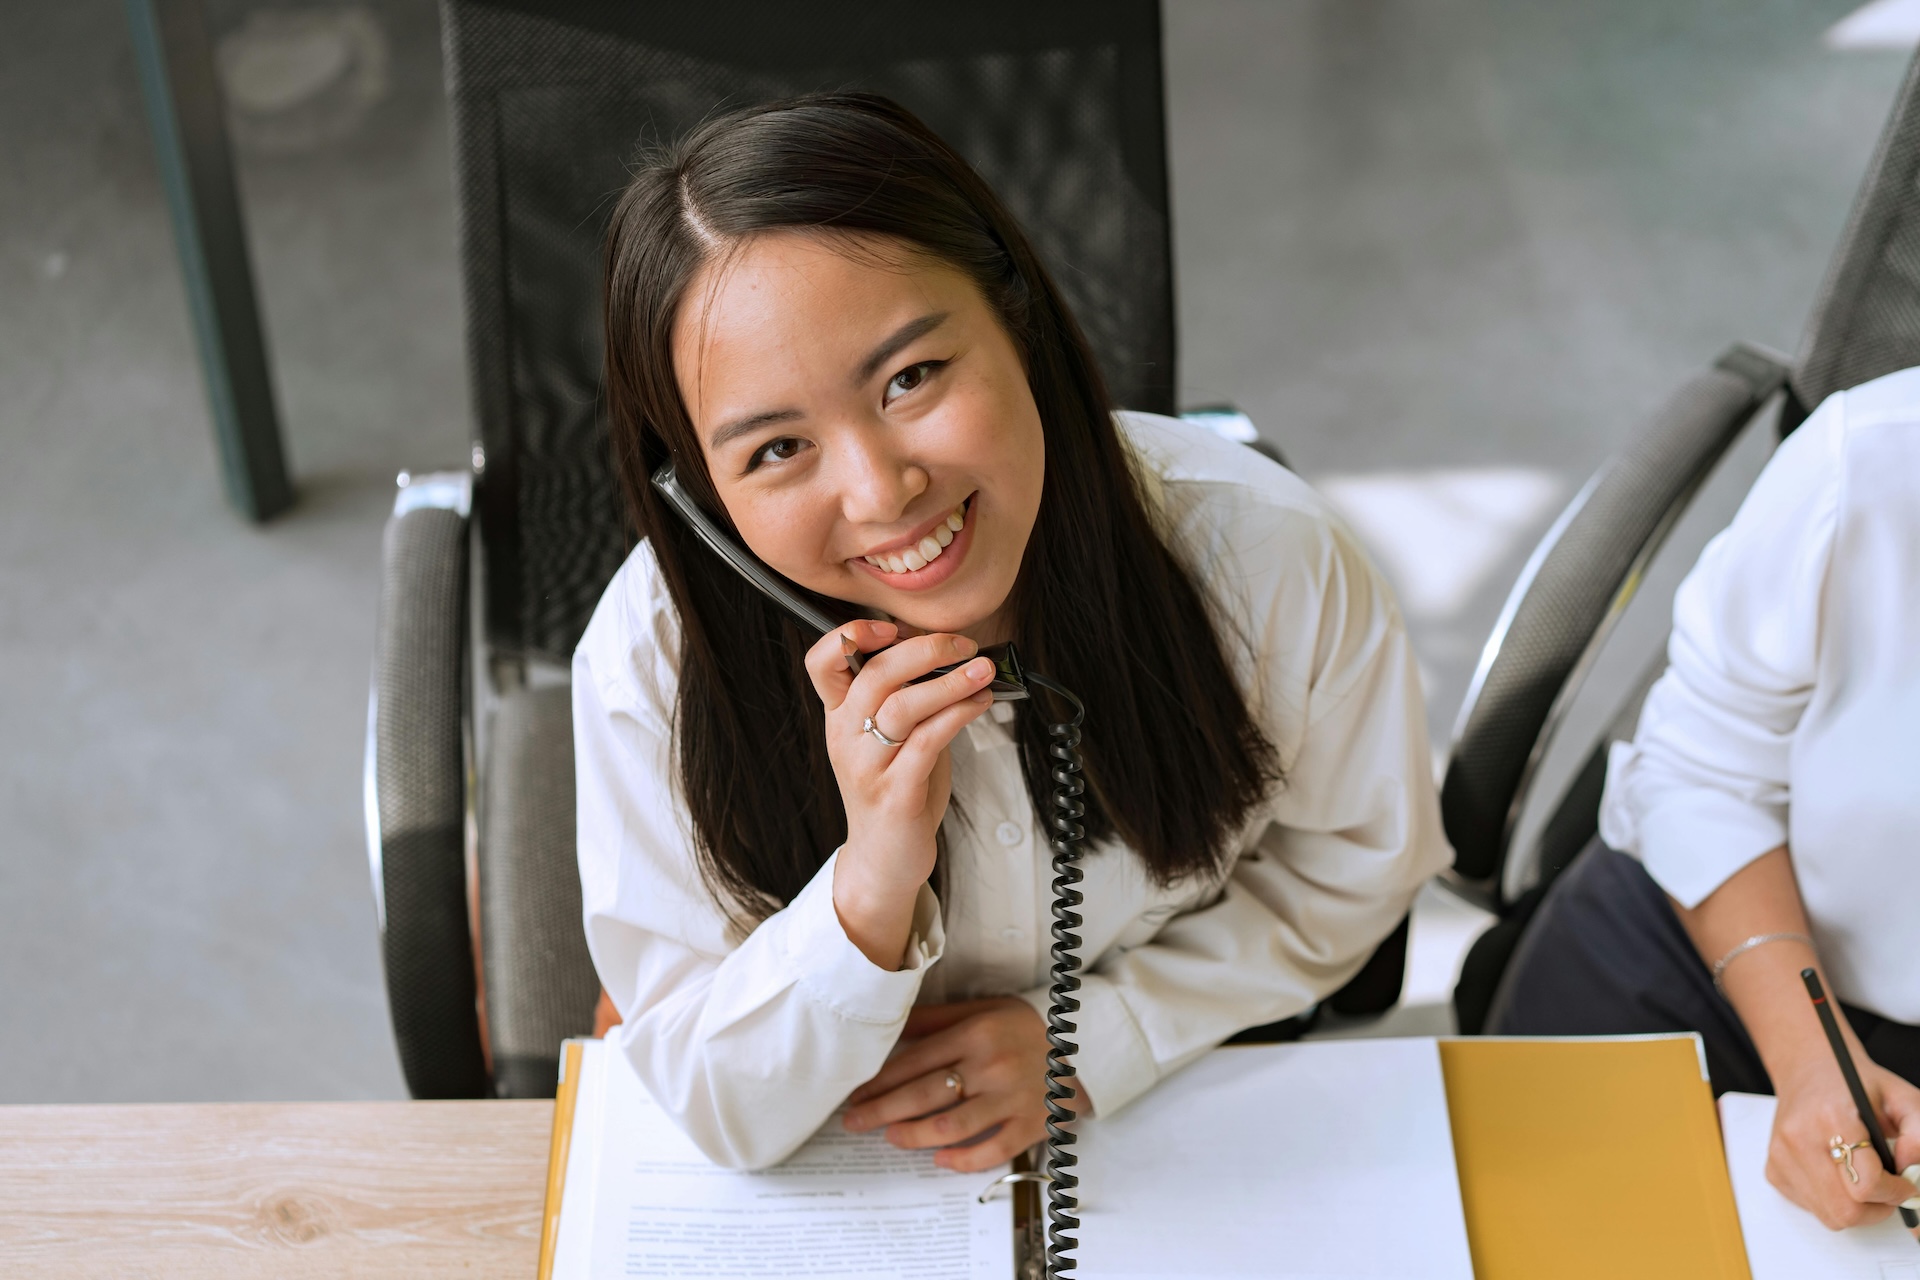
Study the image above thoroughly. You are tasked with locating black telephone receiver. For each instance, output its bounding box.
[651,463,1030,699]
[652,460,1085,1278]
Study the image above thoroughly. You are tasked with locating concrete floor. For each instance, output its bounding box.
[0,1,1907,1102]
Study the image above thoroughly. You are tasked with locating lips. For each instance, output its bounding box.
[848,495,975,592]
[861,501,967,574]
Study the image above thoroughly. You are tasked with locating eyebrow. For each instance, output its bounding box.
[707,406,804,452]
[854,311,949,386]
[705,312,952,452]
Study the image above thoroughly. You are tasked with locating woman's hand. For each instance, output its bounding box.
[1674,846,1920,1233]
[842,997,1078,1173]
[804,619,998,969]
[1765,1054,1920,1232]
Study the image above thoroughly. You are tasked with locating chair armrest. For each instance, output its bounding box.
[367,471,489,1098]
[479,683,600,1098]
[1439,343,1789,907]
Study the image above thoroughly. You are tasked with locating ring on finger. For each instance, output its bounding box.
[862,715,904,748]
[1830,1135,1873,1184]
[945,1069,965,1101]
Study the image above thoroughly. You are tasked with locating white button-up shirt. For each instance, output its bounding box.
[1601,366,1920,1023]
[574,411,1449,1168]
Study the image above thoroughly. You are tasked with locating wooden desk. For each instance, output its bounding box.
[0,1101,551,1279]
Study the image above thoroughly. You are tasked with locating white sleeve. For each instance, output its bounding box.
[571,577,943,1170]
[1020,515,1450,1117]
[1598,396,1843,907]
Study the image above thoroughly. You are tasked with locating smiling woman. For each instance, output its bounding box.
[576,93,1449,1173]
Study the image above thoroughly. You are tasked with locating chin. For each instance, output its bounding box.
[892,609,984,636]
[891,589,1010,638]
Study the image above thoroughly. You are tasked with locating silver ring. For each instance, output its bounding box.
[862,716,903,748]
[945,1069,965,1099]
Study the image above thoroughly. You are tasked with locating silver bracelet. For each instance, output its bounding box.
[1711,931,1815,995]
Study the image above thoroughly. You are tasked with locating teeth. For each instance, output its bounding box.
[863,501,969,575]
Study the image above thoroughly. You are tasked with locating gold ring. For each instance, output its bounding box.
[1831,1135,1873,1184]
[944,1069,965,1100]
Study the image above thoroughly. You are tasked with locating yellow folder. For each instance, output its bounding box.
[1442,1036,1751,1280]
[537,1039,586,1280]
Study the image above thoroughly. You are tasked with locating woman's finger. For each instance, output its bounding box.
[884,1094,1006,1151]
[844,1066,971,1133]
[1773,1131,1895,1228]
[934,1116,1045,1173]
[869,656,999,740]
[1860,1168,1919,1210]
[1880,1076,1920,1173]
[847,632,978,713]
[883,692,993,784]
[1835,1079,1920,1210]
[803,619,897,711]
[848,1024,971,1104]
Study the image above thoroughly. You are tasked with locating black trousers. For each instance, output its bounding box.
[1487,839,1920,1094]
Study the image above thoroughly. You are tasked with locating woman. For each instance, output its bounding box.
[575,93,1446,1171]
[1491,366,1920,1233]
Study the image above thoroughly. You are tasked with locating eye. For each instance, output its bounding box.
[748,436,809,471]
[883,360,944,406]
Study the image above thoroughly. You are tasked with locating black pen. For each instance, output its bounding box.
[1801,967,1920,1233]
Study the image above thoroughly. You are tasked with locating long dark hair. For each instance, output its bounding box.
[602,93,1278,920]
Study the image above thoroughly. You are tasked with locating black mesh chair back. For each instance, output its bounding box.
[1790,54,1920,428]
[374,0,1177,1099]
[443,0,1176,668]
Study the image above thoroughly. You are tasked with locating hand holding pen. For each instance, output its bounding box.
[1799,969,1920,1241]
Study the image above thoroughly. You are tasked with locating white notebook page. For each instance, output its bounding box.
[1720,1091,1920,1279]
[551,1038,1013,1280]
[1070,1038,1474,1280]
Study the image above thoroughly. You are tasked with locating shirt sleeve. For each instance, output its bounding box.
[1597,395,1843,907]
[1018,509,1450,1118]
[572,564,943,1170]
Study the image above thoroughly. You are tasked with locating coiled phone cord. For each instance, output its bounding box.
[649,463,1090,1269]
[1024,671,1085,1280]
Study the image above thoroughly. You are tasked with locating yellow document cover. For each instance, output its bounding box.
[1441,1035,1751,1280]
[538,1039,587,1280]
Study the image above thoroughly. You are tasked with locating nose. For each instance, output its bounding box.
[834,430,929,526]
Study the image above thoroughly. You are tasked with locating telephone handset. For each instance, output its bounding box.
[652,461,1087,1278]
[650,464,1030,700]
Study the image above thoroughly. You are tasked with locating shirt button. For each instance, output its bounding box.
[995,821,1024,847]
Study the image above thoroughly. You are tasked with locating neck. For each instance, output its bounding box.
[960,603,1015,648]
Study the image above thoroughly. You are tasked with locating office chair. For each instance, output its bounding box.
[368,0,1258,1101]
[1443,50,1920,1034]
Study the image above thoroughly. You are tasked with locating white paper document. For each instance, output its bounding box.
[1720,1091,1920,1280]
[1070,1038,1475,1280]
[551,1039,1012,1280]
